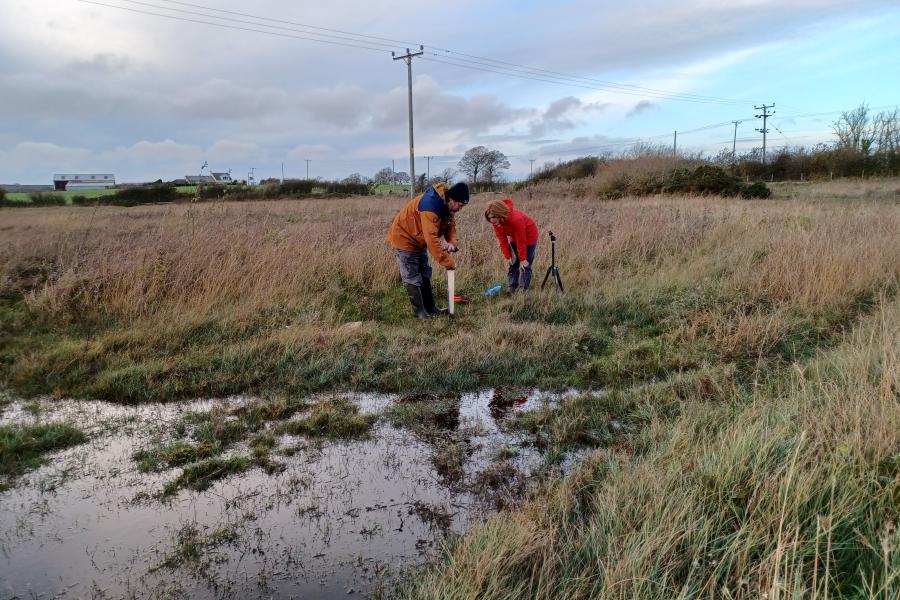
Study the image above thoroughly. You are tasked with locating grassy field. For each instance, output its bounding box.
[0,179,898,596]
[6,188,118,202]
[372,183,413,194]
[5,186,198,204]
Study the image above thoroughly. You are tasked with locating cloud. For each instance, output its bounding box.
[0,142,94,182]
[529,97,611,135]
[533,134,637,158]
[209,140,264,163]
[298,85,370,129]
[286,144,334,162]
[65,52,134,75]
[167,79,290,120]
[372,76,530,133]
[115,140,202,163]
[627,101,659,117]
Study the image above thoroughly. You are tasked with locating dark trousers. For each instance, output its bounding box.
[394,248,432,286]
[508,243,537,290]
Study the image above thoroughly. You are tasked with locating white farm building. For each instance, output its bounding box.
[53,174,116,191]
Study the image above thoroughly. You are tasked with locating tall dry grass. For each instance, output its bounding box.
[404,295,900,599]
[0,183,898,400]
[2,191,898,326]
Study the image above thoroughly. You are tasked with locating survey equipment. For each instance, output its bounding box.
[447,269,456,315]
[541,231,564,293]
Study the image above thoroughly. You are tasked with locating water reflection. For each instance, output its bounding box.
[0,389,579,599]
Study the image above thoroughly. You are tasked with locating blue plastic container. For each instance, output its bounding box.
[485,285,503,296]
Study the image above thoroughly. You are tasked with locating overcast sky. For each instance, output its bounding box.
[1,0,898,183]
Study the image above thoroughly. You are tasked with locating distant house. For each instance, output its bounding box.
[184,175,215,185]
[53,173,115,191]
[183,171,233,185]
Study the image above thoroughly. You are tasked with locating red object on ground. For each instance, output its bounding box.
[453,296,468,303]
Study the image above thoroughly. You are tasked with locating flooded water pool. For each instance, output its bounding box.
[0,389,581,599]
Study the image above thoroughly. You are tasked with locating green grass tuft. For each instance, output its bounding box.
[0,422,87,489]
[162,456,249,496]
[277,398,375,439]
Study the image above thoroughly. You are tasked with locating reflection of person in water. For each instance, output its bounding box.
[488,389,529,421]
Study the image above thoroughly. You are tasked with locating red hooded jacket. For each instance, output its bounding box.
[491,199,539,261]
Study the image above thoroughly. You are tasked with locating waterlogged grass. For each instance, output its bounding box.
[158,522,241,571]
[162,456,250,496]
[136,396,368,494]
[0,422,87,489]
[403,299,900,599]
[512,365,737,458]
[384,395,461,434]
[134,441,218,472]
[277,398,375,439]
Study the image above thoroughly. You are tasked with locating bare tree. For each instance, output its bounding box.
[833,104,872,153]
[458,146,510,184]
[430,168,456,186]
[372,167,394,185]
[872,108,900,154]
[482,150,510,183]
[341,173,367,185]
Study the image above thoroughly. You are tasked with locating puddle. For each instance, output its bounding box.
[0,389,581,599]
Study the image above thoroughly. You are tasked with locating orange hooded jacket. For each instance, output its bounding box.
[386,182,459,269]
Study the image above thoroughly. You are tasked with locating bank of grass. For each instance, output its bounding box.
[404,297,900,599]
[0,422,87,490]
[2,188,898,401]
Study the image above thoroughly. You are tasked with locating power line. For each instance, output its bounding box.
[155,0,749,105]
[422,57,745,106]
[111,0,403,49]
[73,0,392,53]
[423,55,747,106]
[425,51,748,106]
[151,0,418,47]
[74,0,751,107]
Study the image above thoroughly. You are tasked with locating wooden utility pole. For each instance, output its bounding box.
[393,46,424,199]
[731,120,742,163]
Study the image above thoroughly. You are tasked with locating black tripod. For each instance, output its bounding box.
[541,231,564,293]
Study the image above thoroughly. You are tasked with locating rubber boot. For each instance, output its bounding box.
[405,283,430,320]
[421,278,448,315]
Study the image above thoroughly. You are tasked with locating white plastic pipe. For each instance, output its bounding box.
[447,269,455,316]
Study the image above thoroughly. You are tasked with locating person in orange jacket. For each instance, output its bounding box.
[484,198,539,292]
[387,182,470,319]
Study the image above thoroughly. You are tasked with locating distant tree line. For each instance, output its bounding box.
[528,103,900,186]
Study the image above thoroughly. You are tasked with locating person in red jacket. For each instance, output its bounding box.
[484,198,539,292]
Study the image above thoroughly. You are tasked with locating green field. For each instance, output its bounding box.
[5,186,199,204]
[6,188,117,202]
[371,183,412,194]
